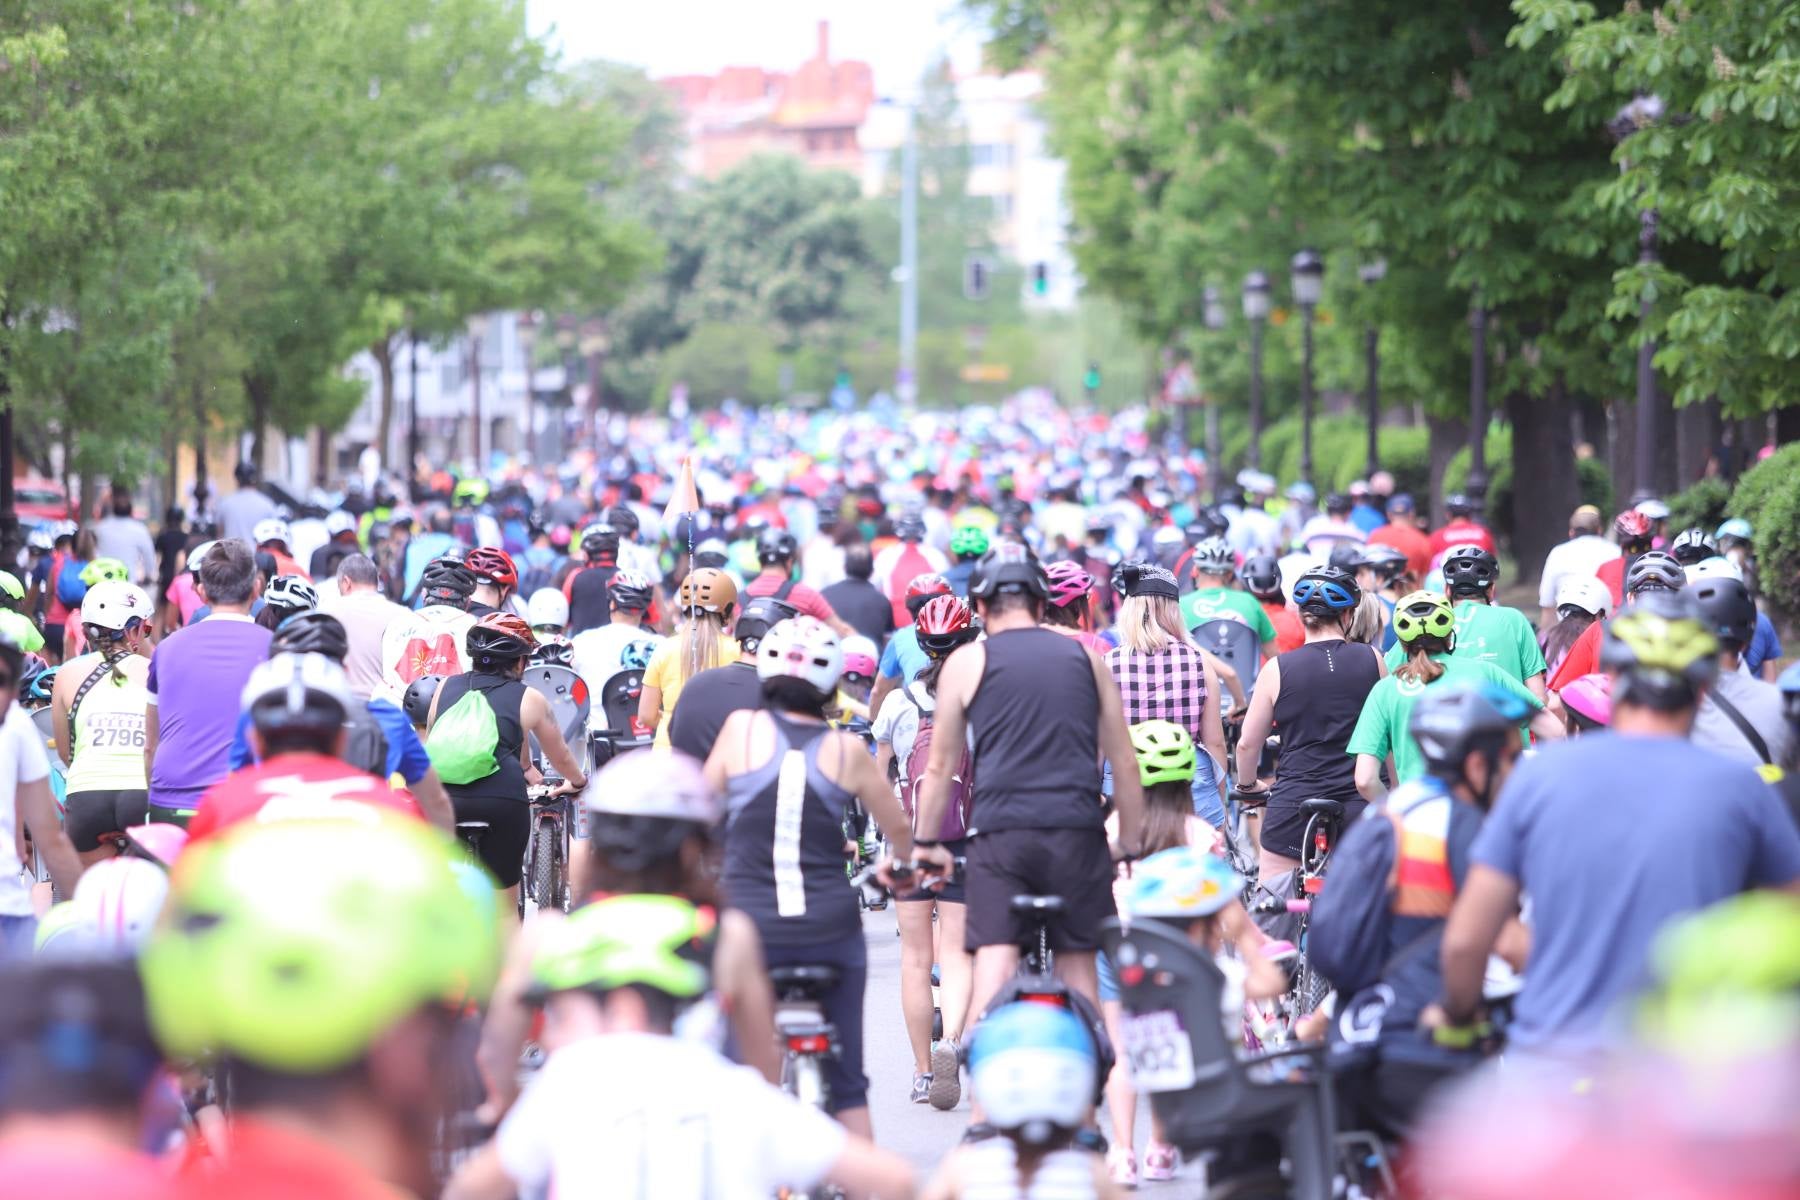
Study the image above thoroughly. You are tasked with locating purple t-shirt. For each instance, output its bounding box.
[147,613,272,810]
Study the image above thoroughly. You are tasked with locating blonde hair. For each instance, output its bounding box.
[1116,594,1194,654]
[672,608,730,684]
[1347,593,1387,645]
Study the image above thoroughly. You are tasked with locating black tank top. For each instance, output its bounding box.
[721,712,860,945]
[567,563,618,635]
[1270,639,1382,807]
[965,627,1103,833]
[436,672,527,801]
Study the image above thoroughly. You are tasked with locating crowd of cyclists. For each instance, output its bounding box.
[0,401,1794,1199]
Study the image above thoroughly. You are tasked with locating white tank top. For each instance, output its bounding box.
[959,1140,1098,1200]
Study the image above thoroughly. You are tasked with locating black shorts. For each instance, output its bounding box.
[1261,794,1366,860]
[896,836,970,904]
[964,826,1115,953]
[64,789,150,852]
[451,791,530,888]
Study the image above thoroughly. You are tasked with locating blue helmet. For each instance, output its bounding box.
[1291,566,1361,617]
[967,1002,1097,1141]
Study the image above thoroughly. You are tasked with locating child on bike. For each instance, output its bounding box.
[922,1002,1121,1200]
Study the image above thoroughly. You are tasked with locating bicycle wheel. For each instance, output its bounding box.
[788,1054,829,1113]
[527,818,557,913]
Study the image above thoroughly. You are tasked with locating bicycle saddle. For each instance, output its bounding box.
[1010,894,1065,915]
[769,964,841,991]
[1299,797,1346,822]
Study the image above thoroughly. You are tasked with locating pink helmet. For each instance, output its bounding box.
[840,635,878,680]
[123,822,190,869]
[1561,672,1613,729]
[1045,560,1095,609]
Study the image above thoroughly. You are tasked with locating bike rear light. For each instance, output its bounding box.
[1018,991,1069,1008]
[1303,875,1324,894]
[1119,964,1146,987]
[786,1033,831,1054]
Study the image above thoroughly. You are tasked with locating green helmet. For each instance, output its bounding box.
[950,525,991,559]
[0,610,45,654]
[0,570,23,603]
[1638,892,1800,1059]
[1130,719,1197,787]
[80,557,129,586]
[141,811,500,1073]
[1391,590,1457,646]
[529,895,714,1002]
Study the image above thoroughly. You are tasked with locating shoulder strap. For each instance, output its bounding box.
[67,658,118,748]
[773,578,797,602]
[1707,688,1773,764]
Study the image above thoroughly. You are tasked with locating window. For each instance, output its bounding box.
[970,143,1014,169]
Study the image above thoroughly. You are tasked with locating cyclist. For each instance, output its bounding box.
[1351,543,1412,650]
[1548,550,1686,691]
[603,503,663,588]
[1439,598,1800,1069]
[254,573,317,632]
[1309,684,1530,1140]
[525,586,569,641]
[1685,575,1792,771]
[944,524,991,597]
[1398,545,1547,700]
[1690,554,1783,679]
[307,509,362,581]
[667,594,796,762]
[424,613,588,900]
[51,580,154,866]
[380,555,479,693]
[1715,516,1756,596]
[562,522,622,636]
[744,527,854,636]
[913,544,1143,1022]
[141,812,500,1197]
[1179,536,1277,660]
[1044,560,1110,653]
[1105,562,1230,825]
[1668,526,1717,568]
[839,634,879,714]
[640,567,737,748]
[867,572,954,720]
[1595,508,1654,609]
[1427,493,1495,563]
[446,893,914,1200]
[922,1002,1115,1200]
[465,546,518,617]
[704,616,931,1140]
[1350,591,1558,801]
[872,593,981,1109]
[224,612,453,830]
[251,517,308,580]
[819,543,896,647]
[1239,554,1303,653]
[1539,575,1609,682]
[1235,566,1386,879]
[569,568,662,700]
[1535,504,1618,627]
[876,512,950,626]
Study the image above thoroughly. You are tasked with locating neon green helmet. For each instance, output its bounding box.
[529,895,715,1002]
[0,610,45,654]
[80,557,129,586]
[1637,892,1800,1059]
[950,525,991,559]
[1391,590,1457,646]
[0,570,23,602]
[141,811,500,1073]
[1130,719,1197,787]
[453,477,489,505]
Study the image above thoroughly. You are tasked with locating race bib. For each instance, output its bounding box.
[1120,1009,1197,1092]
[87,712,146,750]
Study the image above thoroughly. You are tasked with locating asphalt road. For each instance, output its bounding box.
[858,907,1212,1196]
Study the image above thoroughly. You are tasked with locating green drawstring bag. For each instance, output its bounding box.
[426,686,500,785]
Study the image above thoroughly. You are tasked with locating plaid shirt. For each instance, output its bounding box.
[1105,643,1210,740]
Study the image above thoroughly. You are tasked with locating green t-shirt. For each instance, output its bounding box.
[1384,600,1547,685]
[1180,586,1277,644]
[1347,655,1542,786]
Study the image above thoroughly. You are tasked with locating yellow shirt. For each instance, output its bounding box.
[643,633,739,748]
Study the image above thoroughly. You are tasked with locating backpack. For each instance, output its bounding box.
[342,705,391,778]
[426,683,500,785]
[56,557,91,608]
[898,683,974,841]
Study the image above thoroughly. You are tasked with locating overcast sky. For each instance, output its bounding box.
[526,0,984,95]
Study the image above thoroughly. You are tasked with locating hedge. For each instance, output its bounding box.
[1664,476,1732,538]
[1728,443,1800,615]
[1209,413,1432,500]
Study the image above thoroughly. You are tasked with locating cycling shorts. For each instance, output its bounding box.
[963,826,1115,954]
[451,792,529,888]
[64,789,150,852]
[895,836,969,904]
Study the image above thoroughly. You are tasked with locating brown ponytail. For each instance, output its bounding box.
[1394,632,1452,685]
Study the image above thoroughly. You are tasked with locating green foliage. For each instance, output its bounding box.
[1440,430,1614,540]
[1665,476,1733,538]
[1212,415,1432,501]
[1727,444,1800,613]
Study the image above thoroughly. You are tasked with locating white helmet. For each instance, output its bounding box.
[186,539,218,573]
[526,587,569,630]
[1685,555,1744,584]
[70,857,170,955]
[756,616,843,698]
[265,574,319,612]
[252,517,291,547]
[1553,575,1612,618]
[80,580,153,632]
[582,747,721,824]
[325,509,358,535]
[240,652,356,733]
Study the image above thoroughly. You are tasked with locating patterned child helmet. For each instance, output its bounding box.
[966,1002,1098,1140]
[756,616,843,698]
[1124,845,1241,919]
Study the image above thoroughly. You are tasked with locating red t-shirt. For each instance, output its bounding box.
[179,1118,409,1200]
[1550,619,1604,692]
[188,753,421,843]
[744,569,838,625]
[1367,522,1433,582]
[1262,601,1305,654]
[1595,556,1627,611]
[1429,519,1497,560]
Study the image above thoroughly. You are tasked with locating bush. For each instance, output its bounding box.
[1213,413,1430,500]
[1665,476,1732,537]
[1728,443,1800,615]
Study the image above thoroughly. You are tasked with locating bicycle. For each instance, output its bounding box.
[770,963,846,1200]
[520,774,576,917]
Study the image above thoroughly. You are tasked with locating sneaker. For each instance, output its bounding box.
[928,1039,961,1109]
[910,1071,932,1104]
[1107,1145,1138,1189]
[1142,1142,1178,1182]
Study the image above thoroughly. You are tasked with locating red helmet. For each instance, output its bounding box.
[1044,560,1095,609]
[465,546,518,589]
[915,594,976,658]
[903,572,953,617]
[466,611,536,663]
[1614,510,1653,543]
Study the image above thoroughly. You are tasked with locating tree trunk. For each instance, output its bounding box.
[1426,411,1469,528]
[1508,380,1580,587]
[1774,405,1800,450]
[1675,398,1717,488]
[1652,385,1678,495]
[372,334,396,467]
[163,393,180,520]
[1609,399,1636,505]
[245,373,270,474]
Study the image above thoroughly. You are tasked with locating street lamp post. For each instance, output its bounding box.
[1242,271,1271,469]
[1202,285,1226,487]
[467,313,489,470]
[1468,297,1490,511]
[1290,250,1324,486]
[1358,259,1387,477]
[1609,93,1665,499]
[406,329,421,500]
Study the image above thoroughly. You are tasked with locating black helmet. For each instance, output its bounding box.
[1408,683,1532,782]
[465,612,536,666]
[580,522,620,557]
[1441,545,1499,596]
[530,638,575,669]
[894,513,927,542]
[1238,555,1282,600]
[607,569,654,613]
[602,505,640,538]
[735,595,800,652]
[968,542,1049,602]
[418,558,478,608]
[1625,550,1686,595]
[269,611,349,662]
[755,526,799,566]
[1685,577,1755,649]
[402,675,444,727]
[1327,541,1364,572]
[1291,566,1362,618]
[1184,508,1228,543]
[1355,543,1410,584]
[1324,492,1353,516]
[1445,493,1475,518]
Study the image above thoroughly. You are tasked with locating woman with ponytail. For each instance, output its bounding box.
[51,581,155,865]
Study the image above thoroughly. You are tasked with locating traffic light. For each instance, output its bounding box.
[1030,262,1050,296]
[1083,362,1102,396]
[963,256,991,301]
